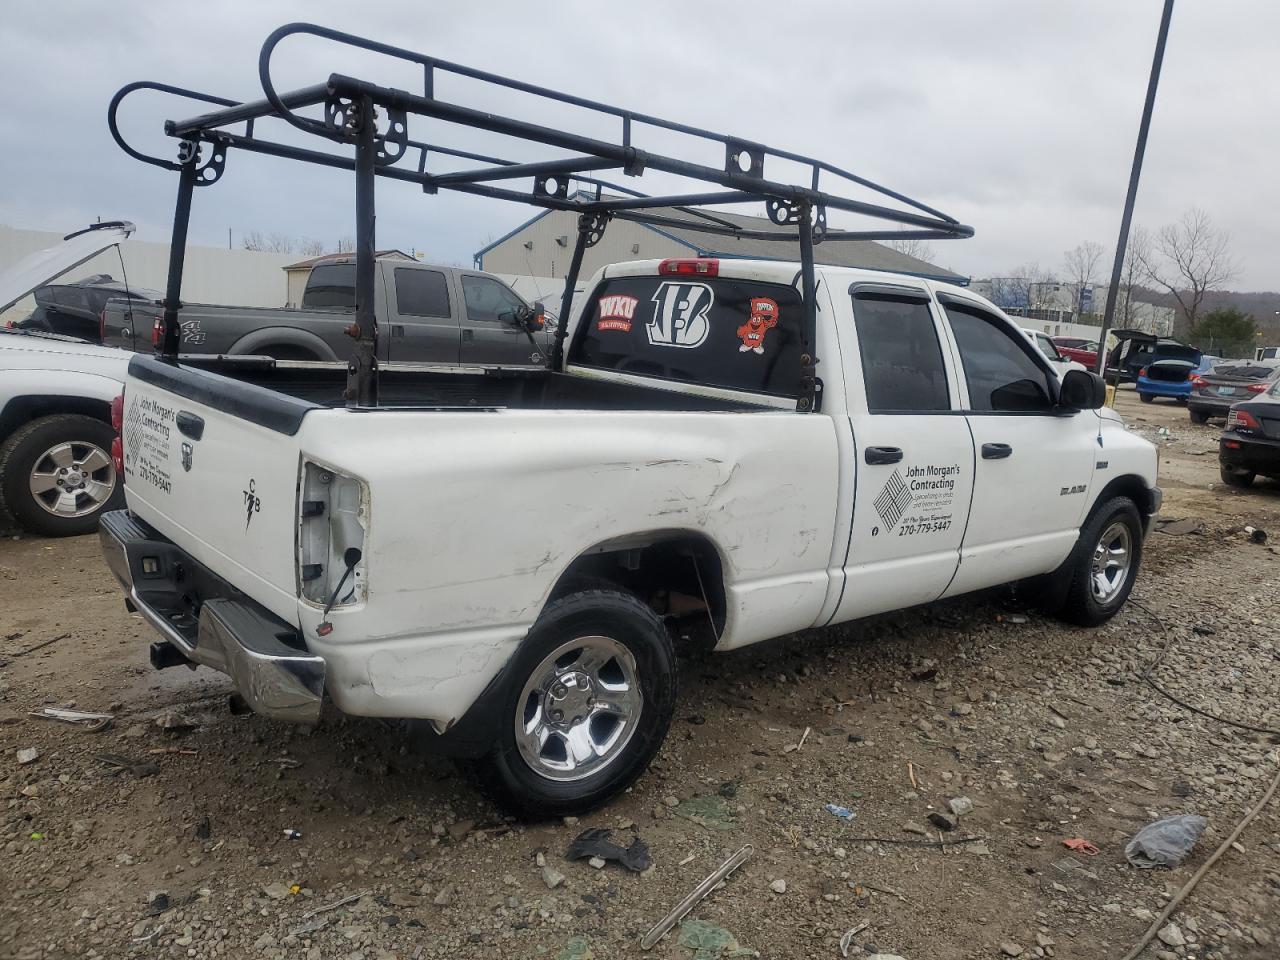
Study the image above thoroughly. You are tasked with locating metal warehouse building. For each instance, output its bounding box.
[473,200,967,284]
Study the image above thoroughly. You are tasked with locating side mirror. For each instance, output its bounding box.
[1059,369,1106,410]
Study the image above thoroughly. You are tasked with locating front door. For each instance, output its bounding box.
[458,274,545,366]
[830,286,975,624]
[937,297,1097,597]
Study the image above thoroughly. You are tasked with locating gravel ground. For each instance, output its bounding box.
[2,389,1278,960]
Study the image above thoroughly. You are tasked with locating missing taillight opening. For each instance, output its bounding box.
[1228,409,1260,431]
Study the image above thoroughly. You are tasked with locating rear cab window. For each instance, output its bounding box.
[302,263,356,309]
[570,275,804,400]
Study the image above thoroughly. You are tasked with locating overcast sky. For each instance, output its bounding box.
[1,1,1275,289]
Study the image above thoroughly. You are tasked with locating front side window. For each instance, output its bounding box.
[850,293,949,413]
[944,303,1055,412]
[1036,333,1063,361]
[462,275,525,323]
[395,268,451,318]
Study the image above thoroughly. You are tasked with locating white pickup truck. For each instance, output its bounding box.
[101,256,1159,814]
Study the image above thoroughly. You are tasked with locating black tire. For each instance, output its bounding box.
[1189,408,1210,424]
[1056,496,1144,627]
[1139,392,1154,403]
[1220,464,1255,488]
[470,589,676,818]
[0,414,124,537]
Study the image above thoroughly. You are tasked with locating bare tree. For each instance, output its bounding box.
[1062,241,1104,319]
[1139,208,1236,328]
[885,236,937,263]
[296,238,326,257]
[241,229,267,252]
[1115,225,1151,329]
[335,236,355,253]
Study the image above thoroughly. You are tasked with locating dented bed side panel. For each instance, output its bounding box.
[295,407,840,723]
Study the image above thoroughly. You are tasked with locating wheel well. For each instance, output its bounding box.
[1093,474,1155,518]
[551,532,727,637]
[0,396,111,446]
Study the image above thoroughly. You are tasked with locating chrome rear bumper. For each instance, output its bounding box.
[99,510,325,724]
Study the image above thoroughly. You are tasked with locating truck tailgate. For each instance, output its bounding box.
[121,356,319,623]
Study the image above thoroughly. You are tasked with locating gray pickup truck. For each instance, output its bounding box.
[101,257,554,366]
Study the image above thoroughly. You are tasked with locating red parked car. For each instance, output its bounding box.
[1052,336,1100,368]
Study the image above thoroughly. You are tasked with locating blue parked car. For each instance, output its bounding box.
[1136,342,1207,404]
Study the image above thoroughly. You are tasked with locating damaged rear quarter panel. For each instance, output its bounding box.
[295,407,840,723]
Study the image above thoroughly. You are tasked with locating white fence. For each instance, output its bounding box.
[0,224,296,325]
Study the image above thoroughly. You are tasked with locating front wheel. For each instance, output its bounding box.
[0,415,124,537]
[470,589,677,817]
[1056,497,1143,627]
[1189,408,1210,424]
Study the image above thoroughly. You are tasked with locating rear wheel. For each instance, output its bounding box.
[1139,392,1154,404]
[1054,497,1143,627]
[471,589,676,817]
[0,415,123,537]
[1189,409,1210,424]
[1220,464,1255,488]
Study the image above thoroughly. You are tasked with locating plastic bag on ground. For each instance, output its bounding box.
[1124,814,1207,868]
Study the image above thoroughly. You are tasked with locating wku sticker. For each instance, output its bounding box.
[597,294,638,332]
[647,282,712,349]
[737,297,779,354]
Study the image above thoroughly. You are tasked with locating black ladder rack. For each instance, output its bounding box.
[108,21,974,412]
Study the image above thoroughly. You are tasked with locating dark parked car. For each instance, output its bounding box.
[1106,330,1200,385]
[5,274,162,343]
[1188,359,1280,424]
[1218,382,1280,487]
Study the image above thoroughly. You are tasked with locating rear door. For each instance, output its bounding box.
[936,296,1096,596]
[385,265,461,364]
[457,273,544,366]
[121,358,316,623]
[829,285,975,623]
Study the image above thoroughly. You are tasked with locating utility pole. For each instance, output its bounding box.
[1096,0,1175,376]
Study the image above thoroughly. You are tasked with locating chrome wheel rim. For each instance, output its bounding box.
[515,635,643,782]
[28,441,117,518]
[1090,520,1132,604]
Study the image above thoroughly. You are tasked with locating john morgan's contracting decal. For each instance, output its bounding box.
[647,282,712,349]
[873,462,962,537]
[737,296,779,354]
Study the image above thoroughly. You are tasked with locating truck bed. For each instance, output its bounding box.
[154,355,765,415]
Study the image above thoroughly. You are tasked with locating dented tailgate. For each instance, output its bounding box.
[120,356,319,623]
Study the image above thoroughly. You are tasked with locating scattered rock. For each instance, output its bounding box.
[1001,942,1024,957]
[16,747,39,765]
[1158,924,1186,948]
[432,885,455,907]
[927,812,956,832]
[902,821,930,836]
[948,796,974,817]
[263,882,293,901]
[587,856,606,870]
[541,866,565,889]
[769,879,787,894]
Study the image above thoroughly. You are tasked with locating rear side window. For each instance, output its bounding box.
[302,263,356,309]
[571,276,804,398]
[943,303,1055,412]
[395,268,451,318]
[850,293,949,412]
